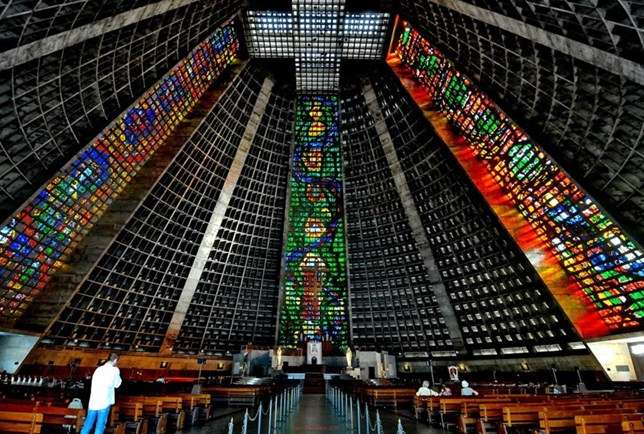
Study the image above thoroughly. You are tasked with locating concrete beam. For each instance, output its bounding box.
[361,79,465,351]
[160,76,274,353]
[0,0,203,70]
[424,0,644,86]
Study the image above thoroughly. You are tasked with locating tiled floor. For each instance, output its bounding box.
[187,395,444,434]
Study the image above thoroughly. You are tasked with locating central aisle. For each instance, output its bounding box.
[283,394,348,434]
[284,394,442,434]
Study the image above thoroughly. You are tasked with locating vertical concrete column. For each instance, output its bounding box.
[361,80,465,351]
[160,77,275,353]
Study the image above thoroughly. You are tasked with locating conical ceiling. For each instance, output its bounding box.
[0,0,642,358]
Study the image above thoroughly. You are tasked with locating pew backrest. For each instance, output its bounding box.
[575,413,634,434]
[116,402,144,420]
[0,411,44,433]
[621,415,644,434]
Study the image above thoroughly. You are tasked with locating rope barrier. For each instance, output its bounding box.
[369,412,379,433]
[224,384,302,434]
[262,401,270,415]
[328,386,404,434]
[247,406,260,422]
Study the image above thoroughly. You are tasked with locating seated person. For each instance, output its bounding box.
[416,380,438,396]
[460,380,479,396]
[439,384,452,396]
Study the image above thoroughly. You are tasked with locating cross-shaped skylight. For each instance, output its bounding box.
[245,0,389,92]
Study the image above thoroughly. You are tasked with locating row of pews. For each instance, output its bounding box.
[202,384,272,407]
[355,383,555,409]
[361,387,417,408]
[0,380,288,434]
[415,394,644,434]
[0,393,212,434]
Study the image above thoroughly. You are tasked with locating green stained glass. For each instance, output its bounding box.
[278,95,348,348]
[507,142,543,181]
[419,54,440,76]
[476,108,501,136]
[401,27,411,47]
[444,74,469,108]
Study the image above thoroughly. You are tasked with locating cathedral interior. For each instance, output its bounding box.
[0,0,643,433]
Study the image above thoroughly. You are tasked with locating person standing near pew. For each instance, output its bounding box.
[80,353,122,434]
[416,380,439,396]
[460,380,479,396]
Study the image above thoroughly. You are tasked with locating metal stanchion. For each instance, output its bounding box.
[274,392,278,429]
[346,393,349,420]
[357,400,361,434]
[267,398,272,434]
[396,418,405,434]
[241,409,249,434]
[349,396,354,431]
[279,391,283,421]
[365,404,370,434]
[375,410,382,434]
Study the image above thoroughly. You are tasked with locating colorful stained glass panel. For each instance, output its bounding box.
[0,25,239,323]
[394,24,644,337]
[278,95,348,348]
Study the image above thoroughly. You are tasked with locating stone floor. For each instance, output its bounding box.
[187,395,444,434]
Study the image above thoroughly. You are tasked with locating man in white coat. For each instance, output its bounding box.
[80,353,122,434]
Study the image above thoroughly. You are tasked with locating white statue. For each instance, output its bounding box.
[346,347,353,368]
[276,346,283,369]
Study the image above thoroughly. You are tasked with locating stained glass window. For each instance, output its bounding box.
[395,24,644,336]
[278,95,348,347]
[0,25,239,323]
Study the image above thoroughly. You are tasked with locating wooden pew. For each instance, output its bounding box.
[120,397,187,434]
[501,403,549,433]
[176,393,212,426]
[417,393,644,434]
[623,401,644,412]
[576,413,644,434]
[622,414,644,434]
[428,395,545,431]
[437,397,512,431]
[0,402,85,433]
[540,408,637,434]
[365,388,416,409]
[122,396,187,431]
[204,385,268,407]
[112,402,147,434]
[440,394,585,432]
[0,411,44,433]
[414,396,438,422]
